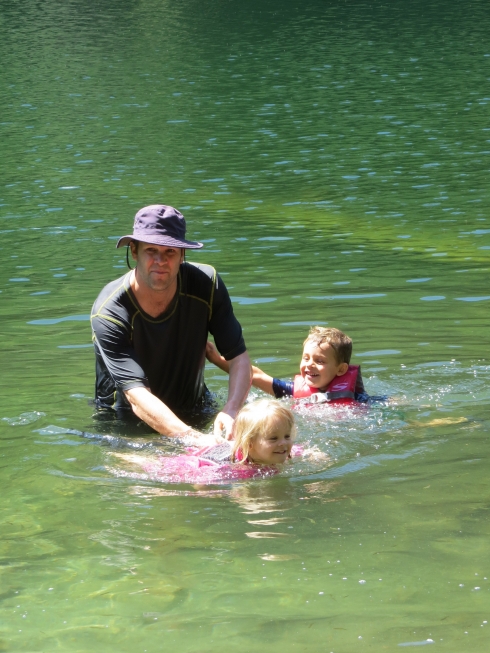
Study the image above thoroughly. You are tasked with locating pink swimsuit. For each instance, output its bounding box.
[142,443,302,483]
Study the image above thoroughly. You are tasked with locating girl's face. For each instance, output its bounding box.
[247,419,293,465]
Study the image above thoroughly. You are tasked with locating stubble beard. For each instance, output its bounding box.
[136,267,178,295]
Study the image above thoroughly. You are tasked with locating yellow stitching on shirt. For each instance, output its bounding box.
[92,273,131,315]
[124,271,179,324]
[130,311,140,327]
[90,313,126,330]
[91,272,131,331]
[181,293,211,308]
[180,263,216,321]
[209,268,217,321]
[136,299,178,323]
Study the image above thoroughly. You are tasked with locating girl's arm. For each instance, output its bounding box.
[206,341,274,396]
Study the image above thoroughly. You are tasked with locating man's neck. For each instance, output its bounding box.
[130,270,178,318]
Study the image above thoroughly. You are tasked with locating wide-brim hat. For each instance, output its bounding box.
[116,204,203,249]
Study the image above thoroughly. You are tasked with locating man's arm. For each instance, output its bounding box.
[125,386,218,442]
[213,351,252,439]
[207,342,274,396]
[124,386,189,435]
[204,271,252,437]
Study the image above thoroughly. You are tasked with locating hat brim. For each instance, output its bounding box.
[116,235,203,249]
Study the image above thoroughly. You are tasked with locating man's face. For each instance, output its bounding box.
[299,341,348,391]
[131,241,184,292]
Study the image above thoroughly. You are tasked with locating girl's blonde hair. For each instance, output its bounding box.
[231,399,296,463]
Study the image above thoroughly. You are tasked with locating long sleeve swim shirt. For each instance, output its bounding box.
[91,262,246,414]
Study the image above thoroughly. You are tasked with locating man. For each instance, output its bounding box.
[91,204,251,439]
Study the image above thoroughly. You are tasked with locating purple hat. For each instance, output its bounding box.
[116,205,203,249]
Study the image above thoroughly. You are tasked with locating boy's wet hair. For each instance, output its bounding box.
[232,399,296,463]
[304,326,352,365]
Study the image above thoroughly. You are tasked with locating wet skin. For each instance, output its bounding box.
[248,420,293,465]
[300,342,348,391]
[130,242,184,294]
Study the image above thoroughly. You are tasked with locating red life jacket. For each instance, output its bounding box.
[293,365,364,405]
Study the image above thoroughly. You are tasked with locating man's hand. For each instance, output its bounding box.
[179,429,227,447]
[213,411,236,440]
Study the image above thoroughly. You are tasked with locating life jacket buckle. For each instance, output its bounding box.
[307,392,329,404]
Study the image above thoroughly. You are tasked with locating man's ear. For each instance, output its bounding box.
[180,248,185,263]
[129,241,138,261]
[336,362,349,377]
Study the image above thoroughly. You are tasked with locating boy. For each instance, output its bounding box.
[207,326,370,405]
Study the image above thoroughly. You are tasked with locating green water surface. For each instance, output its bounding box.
[1,0,490,650]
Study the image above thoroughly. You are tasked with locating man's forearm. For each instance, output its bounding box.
[124,386,190,436]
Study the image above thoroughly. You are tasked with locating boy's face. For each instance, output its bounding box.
[300,341,349,391]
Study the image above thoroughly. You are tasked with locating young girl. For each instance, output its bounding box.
[114,399,301,483]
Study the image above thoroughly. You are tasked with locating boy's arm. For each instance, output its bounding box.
[206,341,230,373]
[206,341,274,396]
[250,366,274,395]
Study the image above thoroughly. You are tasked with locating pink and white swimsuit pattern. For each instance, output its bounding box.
[141,442,302,483]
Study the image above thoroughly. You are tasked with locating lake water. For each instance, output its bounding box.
[1,0,490,650]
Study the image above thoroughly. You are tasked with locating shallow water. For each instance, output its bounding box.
[1,0,490,650]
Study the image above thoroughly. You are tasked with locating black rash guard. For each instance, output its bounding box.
[91,262,246,414]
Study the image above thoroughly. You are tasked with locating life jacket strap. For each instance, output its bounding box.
[306,390,357,404]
